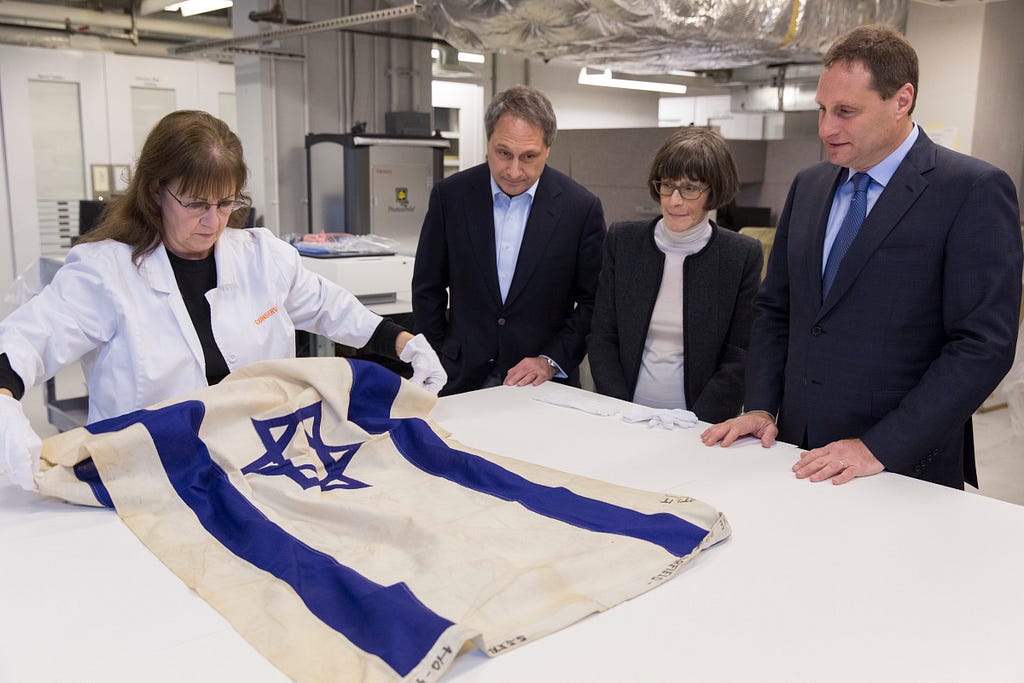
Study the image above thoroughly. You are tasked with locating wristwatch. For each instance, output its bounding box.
[545,357,558,371]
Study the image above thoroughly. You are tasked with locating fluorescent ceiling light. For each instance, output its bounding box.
[165,0,232,17]
[577,68,687,95]
[457,52,485,64]
[431,48,441,59]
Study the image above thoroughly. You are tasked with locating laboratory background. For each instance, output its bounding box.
[1,0,1023,681]
[2,0,1021,498]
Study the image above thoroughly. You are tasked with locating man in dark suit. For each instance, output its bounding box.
[412,86,605,395]
[701,24,1022,489]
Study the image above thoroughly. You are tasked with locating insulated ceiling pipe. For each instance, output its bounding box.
[0,0,231,40]
[0,25,193,56]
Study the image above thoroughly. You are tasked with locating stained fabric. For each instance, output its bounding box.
[36,357,729,682]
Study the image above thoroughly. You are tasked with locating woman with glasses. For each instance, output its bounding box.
[0,110,445,492]
[587,127,762,422]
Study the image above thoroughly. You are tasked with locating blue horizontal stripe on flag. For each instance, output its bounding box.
[88,398,453,678]
[393,420,708,556]
[345,360,709,557]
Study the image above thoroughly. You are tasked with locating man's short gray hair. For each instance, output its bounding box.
[484,85,557,147]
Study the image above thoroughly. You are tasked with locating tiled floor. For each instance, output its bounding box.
[18,364,1024,506]
[972,405,1024,506]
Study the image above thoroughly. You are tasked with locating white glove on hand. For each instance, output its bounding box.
[621,405,699,430]
[0,394,42,491]
[399,334,448,394]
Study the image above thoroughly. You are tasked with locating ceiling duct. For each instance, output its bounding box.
[416,0,908,73]
[432,43,481,78]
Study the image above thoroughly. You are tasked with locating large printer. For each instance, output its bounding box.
[305,132,449,255]
[303,132,448,356]
[298,252,416,357]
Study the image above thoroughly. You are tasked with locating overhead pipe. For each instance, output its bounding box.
[171,2,421,55]
[249,0,442,46]
[0,25,195,57]
[0,0,231,40]
[249,2,289,25]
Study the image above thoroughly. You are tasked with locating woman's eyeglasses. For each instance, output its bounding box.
[651,180,708,200]
[165,186,250,215]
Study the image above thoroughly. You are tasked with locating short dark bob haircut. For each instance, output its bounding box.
[646,127,739,211]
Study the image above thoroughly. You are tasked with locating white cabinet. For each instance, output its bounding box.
[431,81,485,176]
[0,44,235,284]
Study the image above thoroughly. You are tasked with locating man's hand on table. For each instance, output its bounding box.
[793,438,884,485]
[700,410,778,448]
[702,412,883,485]
[504,357,557,387]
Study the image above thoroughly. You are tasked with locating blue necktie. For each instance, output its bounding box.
[822,172,871,298]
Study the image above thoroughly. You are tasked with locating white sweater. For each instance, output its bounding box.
[632,217,712,409]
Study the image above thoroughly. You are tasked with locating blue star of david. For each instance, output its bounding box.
[242,401,369,491]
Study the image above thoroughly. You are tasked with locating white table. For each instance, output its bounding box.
[2,383,1023,682]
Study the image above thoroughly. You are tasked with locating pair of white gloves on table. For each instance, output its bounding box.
[0,394,41,492]
[399,334,447,394]
[620,405,699,429]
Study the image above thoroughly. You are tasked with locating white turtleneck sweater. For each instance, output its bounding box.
[632,216,713,410]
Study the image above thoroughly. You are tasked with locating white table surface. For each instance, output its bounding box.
[2,383,1023,682]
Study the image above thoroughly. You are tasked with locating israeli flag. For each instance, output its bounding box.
[37,358,729,682]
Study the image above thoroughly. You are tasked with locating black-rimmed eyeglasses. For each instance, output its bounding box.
[651,180,709,200]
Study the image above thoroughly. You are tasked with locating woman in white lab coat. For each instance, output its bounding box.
[0,109,445,492]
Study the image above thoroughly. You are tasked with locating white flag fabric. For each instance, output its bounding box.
[36,358,730,682]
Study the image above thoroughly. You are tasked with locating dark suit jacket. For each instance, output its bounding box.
[747,129,1022,488]
[412,163,605,395]
[588,219,763,423]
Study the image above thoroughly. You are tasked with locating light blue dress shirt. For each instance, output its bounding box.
[490,175,538,303]
[821,124,920,275]
[488,175,565,378]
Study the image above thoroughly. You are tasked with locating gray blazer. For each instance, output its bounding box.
[588,219,763,423]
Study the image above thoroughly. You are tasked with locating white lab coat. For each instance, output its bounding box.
[0,228,384,423]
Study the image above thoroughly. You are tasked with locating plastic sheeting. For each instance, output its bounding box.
[420,0,908,73]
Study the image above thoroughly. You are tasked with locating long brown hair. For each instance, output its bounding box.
[79,110,250,266]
